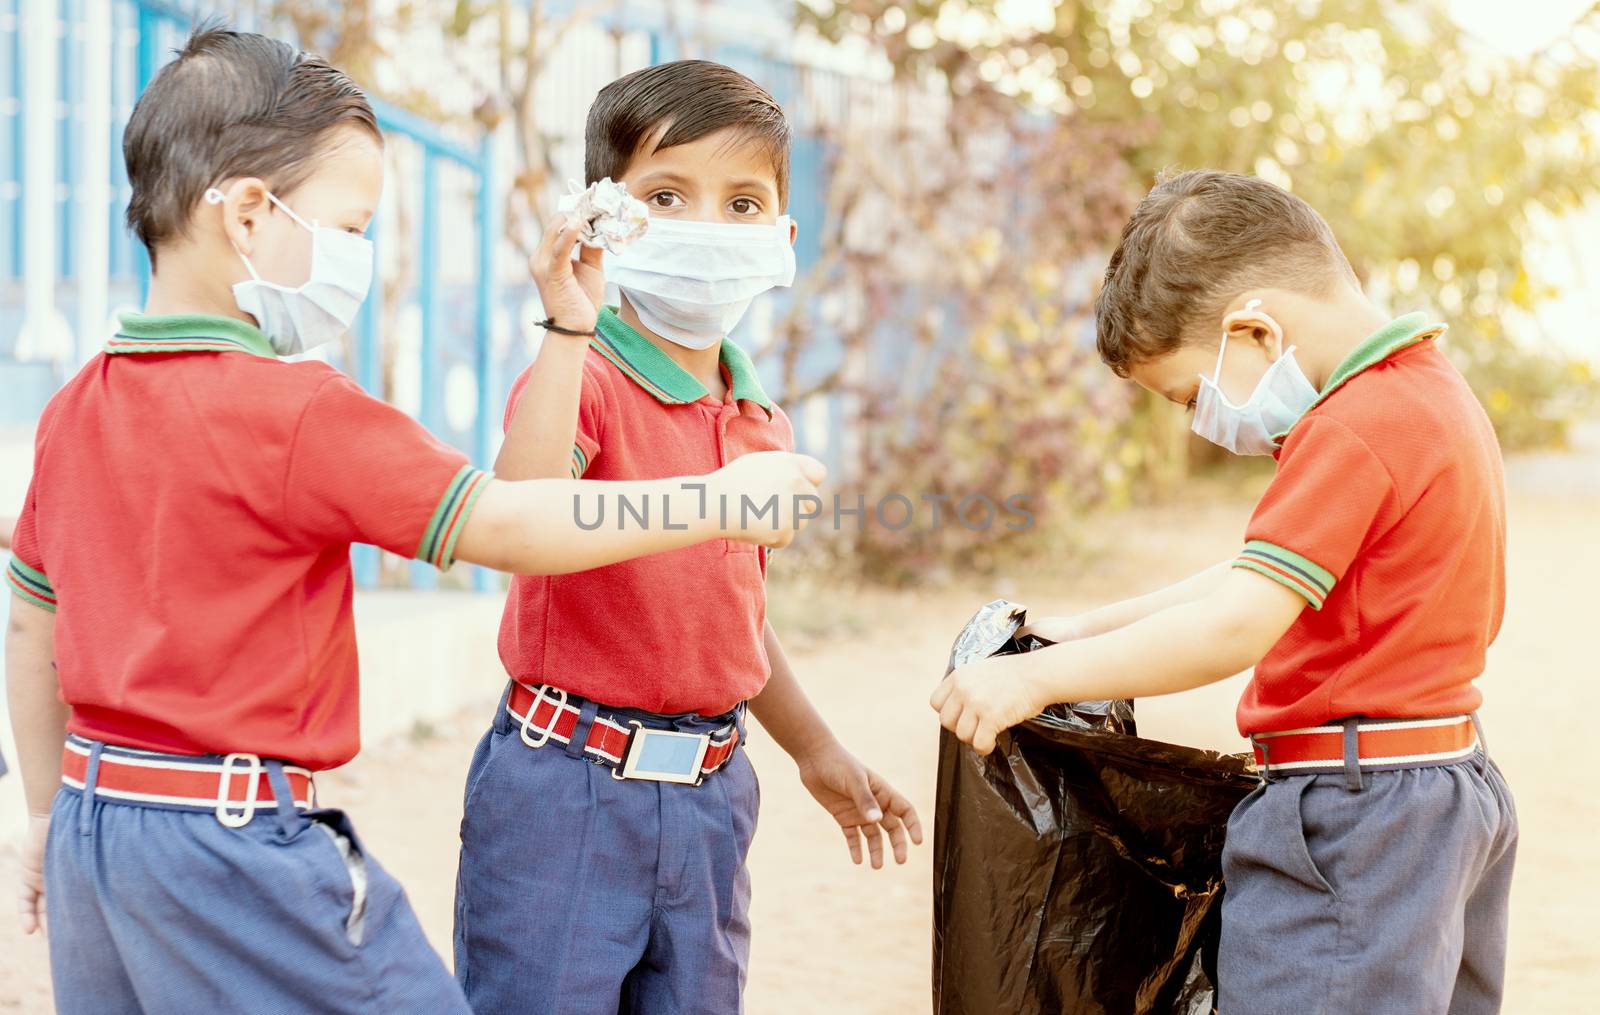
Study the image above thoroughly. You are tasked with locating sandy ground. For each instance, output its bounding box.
[2,433,1598,1012]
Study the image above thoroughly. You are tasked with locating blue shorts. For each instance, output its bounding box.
[46,739,470,1015]
[1219,746,1518,1014]
[452,685,760,1014]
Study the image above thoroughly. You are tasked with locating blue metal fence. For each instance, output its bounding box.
[351,99,498,592]
[1,1,19,282]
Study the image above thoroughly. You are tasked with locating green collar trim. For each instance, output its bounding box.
[591,307,773,414]
[106,313,277,359]
[1272,312,1445,444]
[718,337,774,412]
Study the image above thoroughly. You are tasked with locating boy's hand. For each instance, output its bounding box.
[710,452,827,548]
[930,655,1047,756]
[532,214,606,336]
[16,813,48,935]
[793,741,923,869]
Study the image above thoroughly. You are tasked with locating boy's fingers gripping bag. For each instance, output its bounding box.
[934,600,1258,1015]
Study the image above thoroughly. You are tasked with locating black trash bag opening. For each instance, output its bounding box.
[933,599,1258,1015]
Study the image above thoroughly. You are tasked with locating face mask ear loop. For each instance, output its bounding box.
[1210,299,1288,405]
[1234,298,1289,363]
[264,189,317,231]
[1211,330,1230,384]
[206,187,265,282]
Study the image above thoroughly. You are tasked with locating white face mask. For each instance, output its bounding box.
[607,216,796,349]
[205,187,374,356]
[1191,301,1320,456]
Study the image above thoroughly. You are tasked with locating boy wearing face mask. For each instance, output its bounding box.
[932,170,1516,1013]
[5,29,826,1015]
[451,61,922,1013]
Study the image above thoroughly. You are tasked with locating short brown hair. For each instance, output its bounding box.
[1094,170,1356,377]
[584,60,790,206]
[123,24,381,266]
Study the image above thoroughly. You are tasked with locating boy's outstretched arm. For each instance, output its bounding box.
[495,214,604,481]
[750,619,923,869]
[7,598,64,935]
[933,567,1306,755]
[453,451,825,575]
[1019,560,1230,642]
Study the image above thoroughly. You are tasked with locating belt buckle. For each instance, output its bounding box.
[1249,735,1275,784]
[518,684,569,749]
[215,753,264,827]
[611,721,710,786]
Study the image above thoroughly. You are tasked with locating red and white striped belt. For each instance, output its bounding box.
[505,680,742,786]
[60,735,316,827]
[1250,715,1480,778]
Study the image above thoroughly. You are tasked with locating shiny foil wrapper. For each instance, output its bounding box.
[934,599,1256,1015]
[557,177,650,253]
[944,599,1135,733]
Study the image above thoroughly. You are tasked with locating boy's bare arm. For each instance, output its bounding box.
[7,598,65,934]
[750,619,923,869]
[495,214,606,481]
[453,452,825,575]
[933,567,1306,755]
[496,340,590,480]
[1019,560,1231,642]
[6,601,64,817]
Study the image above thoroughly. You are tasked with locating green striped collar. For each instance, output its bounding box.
[107,313,277,359]
[591,307,773,415]
[1272,312,1445,445]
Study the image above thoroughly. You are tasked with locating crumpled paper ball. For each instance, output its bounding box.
[557,177,650,253]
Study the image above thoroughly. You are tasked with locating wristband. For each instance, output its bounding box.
[535,317,597,337]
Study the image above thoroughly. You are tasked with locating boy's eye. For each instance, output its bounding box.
[730,197,761,215]
[649,191,684,209]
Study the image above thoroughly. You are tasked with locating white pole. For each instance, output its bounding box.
[18,0,59,363]
[78,2,111,362]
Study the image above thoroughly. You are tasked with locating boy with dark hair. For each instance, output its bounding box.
[451,60,922,1013]
[6,29,822,1015]
[933,169,1517,1013]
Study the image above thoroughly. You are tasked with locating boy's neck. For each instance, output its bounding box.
[1274,286,1395,392]
[617,296,729,401]
[142,248,254,323]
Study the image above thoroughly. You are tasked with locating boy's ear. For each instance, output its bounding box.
[208,178,273,258]
[787,218,797,246]
[1221,298,1286,359]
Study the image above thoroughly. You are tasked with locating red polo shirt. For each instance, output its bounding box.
[6,313,490,769]
[497,308,793,715]
[1231,313,1506,735]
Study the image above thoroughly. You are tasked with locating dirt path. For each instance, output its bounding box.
[2,437,1596,1012]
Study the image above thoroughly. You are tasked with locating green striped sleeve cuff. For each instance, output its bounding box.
[6,556,56,612]
[415,466,493,572]
[1233,540,1335,610]
[570,444,589,479]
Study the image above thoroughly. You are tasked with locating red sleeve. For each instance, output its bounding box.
[502,363,605,478]
[1234,414,1396,610]
[7,404,58,611]
[770,404,796,453]
[6,476,54,612]
[285,375,491,570]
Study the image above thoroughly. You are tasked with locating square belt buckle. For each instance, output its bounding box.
[613,721,710,786]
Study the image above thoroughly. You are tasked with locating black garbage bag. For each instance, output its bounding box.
[933,599,1258,1015]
